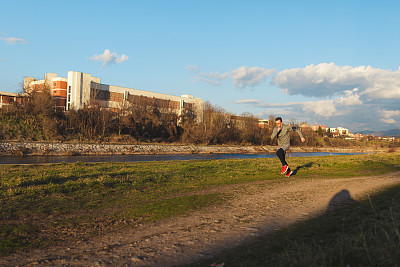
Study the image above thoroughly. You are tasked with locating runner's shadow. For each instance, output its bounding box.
[326,189,358,212]
[292,162,320,176]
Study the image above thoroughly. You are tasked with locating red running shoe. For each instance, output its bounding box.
[281,165,288,174]
[285,170,293,177]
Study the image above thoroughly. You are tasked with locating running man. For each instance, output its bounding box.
[270,117,305,177]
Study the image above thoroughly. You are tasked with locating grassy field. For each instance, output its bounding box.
[1,152,400,258]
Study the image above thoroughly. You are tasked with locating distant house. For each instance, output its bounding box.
[336,127,349,135]
[355,133,364,140]
[311,123,319,131]
[320,125,327,131]
[299,122,311,128]
[258,119,270,129]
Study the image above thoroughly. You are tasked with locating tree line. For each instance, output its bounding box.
[0,88,398,149]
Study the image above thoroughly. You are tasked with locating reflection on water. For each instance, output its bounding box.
[0,152,360,165]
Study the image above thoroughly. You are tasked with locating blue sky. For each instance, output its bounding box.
[1,0,400,132]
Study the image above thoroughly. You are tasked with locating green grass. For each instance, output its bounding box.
[0,153,400,256]
[0,115,48,141]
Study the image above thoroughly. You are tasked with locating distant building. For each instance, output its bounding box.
[355,133,364,140]
[258,119,270,128]
[381,137,396,141]
[0,91,26,109]
[299,122,311,128]
[336,127,349,135]
[22,71,204,122]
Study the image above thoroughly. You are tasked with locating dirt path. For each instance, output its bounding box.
[2,171,400,267]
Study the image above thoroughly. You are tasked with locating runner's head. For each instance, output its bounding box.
[275,117,283,127]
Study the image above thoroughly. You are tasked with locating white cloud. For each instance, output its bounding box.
[235,89,362,118]
[232,66,275,88]
[90,49,128,67]
[234,99,265,104]
[302,99,337,117]
[335,89,363,106]
[1,37,28,44]
[380,118,398,124]
[380,109,400,125]
[186,65,199,73]
[235,98,335,117]
[192,71,230,85]
[381,109,400,118]
[256,109,295,119]
[272,62,400,100]
[187,65,274,88]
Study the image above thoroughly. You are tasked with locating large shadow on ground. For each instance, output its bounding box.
[326,189,357,212]
[185,185,400,267]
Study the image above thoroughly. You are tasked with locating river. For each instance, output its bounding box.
[0,152,361,165]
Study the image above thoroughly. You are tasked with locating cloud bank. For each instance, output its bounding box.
[272,62,400,100]
[235,88,363,118]
[90,49,128,67]
[190,62,399,131]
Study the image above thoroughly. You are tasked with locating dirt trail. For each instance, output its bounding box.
[2,171,400,267]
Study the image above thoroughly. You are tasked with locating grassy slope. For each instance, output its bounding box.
[1,153,400,257]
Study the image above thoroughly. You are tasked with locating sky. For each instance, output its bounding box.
[1,0,400,133]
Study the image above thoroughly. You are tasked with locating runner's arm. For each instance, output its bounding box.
[292,127,305,142]
[270,127,278,140]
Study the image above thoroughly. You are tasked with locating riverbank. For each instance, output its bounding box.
[0,141,389,156]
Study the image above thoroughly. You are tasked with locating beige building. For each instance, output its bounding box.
[0,91,26,109]
[24,71,204,122]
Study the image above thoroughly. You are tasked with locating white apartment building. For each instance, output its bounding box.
[336,127,349,135]
[24,71,204,122]
[328,127,350,136]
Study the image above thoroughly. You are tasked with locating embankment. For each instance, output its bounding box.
[0,141,387,156]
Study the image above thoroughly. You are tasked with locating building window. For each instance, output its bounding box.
[90,88,110,100]
[54,82,57,87]
[68,86,71,93]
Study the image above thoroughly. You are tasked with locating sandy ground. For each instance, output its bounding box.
[1,171,400,267]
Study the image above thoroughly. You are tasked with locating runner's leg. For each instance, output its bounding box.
[276,148,287,166]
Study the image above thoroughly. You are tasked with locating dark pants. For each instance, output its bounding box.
[276,148,287,166]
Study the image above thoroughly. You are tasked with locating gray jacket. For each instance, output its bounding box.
[271,124,304,148]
